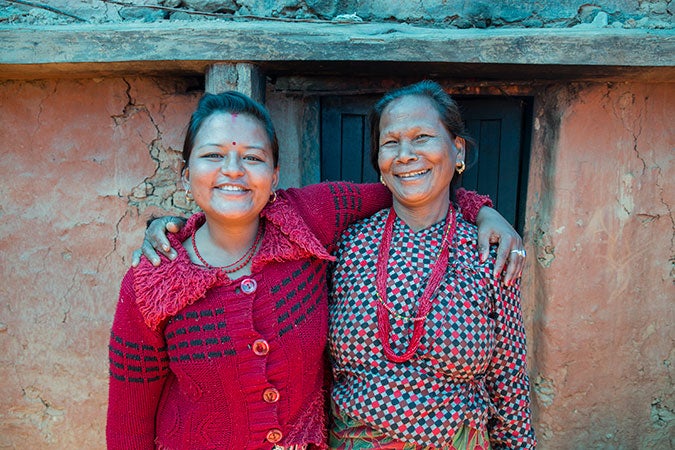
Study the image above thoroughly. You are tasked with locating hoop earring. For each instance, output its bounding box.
[185,189,194,203]
[455,161,466,174]
[379,175,386,187]
[269,190,277,203]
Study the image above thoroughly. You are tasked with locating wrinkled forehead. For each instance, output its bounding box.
[380,95,443,130]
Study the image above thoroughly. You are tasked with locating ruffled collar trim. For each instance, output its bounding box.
[133,192,334,330]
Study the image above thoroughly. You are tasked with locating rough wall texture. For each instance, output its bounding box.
[0,76,673,449]
[524,82,674,449]
[0,0,673,449]
[1,0,672,28]
[0,77,199,448]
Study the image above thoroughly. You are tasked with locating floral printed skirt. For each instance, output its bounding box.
[329,403,491,450]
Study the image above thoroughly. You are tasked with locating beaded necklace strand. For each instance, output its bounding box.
[375,205,456,363]
[191,221,265,273]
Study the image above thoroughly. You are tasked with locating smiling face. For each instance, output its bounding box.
[183,112,279,225]
[377,94,465,216]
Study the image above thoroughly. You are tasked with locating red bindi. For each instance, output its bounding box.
[232,141,237,145]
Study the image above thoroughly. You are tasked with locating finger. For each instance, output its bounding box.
[493,243,510,279]
[131,249,142,267]
[141,239,161,267]
[476,229,491,263]
[503,243,527,285]
[503,254,520,285]
[147,225,173,255]
[166,220,182,233]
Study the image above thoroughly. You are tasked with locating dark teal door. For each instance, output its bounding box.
[320,95,532,232]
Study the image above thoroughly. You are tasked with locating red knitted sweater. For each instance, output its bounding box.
[107,182,490,450]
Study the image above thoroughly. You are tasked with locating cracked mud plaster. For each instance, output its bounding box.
[112,78,197,218]
[607,86,675,249]
[12,386,65,443]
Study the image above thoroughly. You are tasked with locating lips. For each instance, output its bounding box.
[214,183,249,192]
[394,168,430,179]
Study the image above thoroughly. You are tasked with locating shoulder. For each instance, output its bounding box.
[341,208,388,239]
[334,208,388,255]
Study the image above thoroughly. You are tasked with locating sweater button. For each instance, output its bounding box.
[252,339,269,356]
[266,428,283,443]
[240,278,257,294]
[263,387,280,403]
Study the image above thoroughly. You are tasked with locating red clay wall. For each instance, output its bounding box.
[524,82,674,448]
[0,77,199,448]
[0,77,672,448]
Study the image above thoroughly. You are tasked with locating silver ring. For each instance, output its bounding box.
[510,249,526,257]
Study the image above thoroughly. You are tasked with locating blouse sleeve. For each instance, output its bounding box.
[281,182,391,249]
[107,269,169,450]
[484,271,537,449]
[455,187,493,224]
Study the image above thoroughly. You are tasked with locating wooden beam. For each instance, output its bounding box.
[205,63,266,103]
[0,22,672,79]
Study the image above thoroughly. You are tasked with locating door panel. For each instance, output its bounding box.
[321,96,379,184]
[460,97,527,228]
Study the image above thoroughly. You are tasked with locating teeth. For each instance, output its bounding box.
[216,185,246,191]
[397,169,429,178]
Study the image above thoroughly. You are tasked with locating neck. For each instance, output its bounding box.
[191,217,261,268]
[392,198,450,232]
[202,217,260,252]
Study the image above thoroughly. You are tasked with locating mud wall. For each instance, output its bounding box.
[0,75,672,448]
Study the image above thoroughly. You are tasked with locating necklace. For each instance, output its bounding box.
[191,221,265,273]
[375,205,456,363]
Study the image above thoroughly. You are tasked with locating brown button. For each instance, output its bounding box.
[252,339,269,356]
[266,428,283,443]
[263,387,280,403]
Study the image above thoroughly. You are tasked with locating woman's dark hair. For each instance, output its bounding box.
[182,91,279,170]
[368,81,472,198]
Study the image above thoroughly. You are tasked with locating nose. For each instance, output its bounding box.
[396,140,418,163]
[220,153,244,177]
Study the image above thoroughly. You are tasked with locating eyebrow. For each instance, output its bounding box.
[195,142,268,150]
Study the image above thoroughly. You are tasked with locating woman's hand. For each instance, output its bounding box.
[131,216,187,267]
[475,207,526,285]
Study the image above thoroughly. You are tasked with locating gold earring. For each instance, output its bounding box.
[379,175,386,186]
[185,189,194,203]
[456,161,466,174]
[269,190,277,203]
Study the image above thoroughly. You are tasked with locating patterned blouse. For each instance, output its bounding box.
[328,208,536,449]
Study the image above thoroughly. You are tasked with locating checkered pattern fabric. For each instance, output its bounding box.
[329,208,536,449]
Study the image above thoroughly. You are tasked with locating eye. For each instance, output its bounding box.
[202,152,223,159]
[243,154,264,162]
[380,139,397,148]
[414,134,432,142]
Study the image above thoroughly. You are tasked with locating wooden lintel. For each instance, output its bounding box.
[205,63,266,102]
[0,22,672,80]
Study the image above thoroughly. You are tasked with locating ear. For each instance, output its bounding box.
[181,168,190,191]
[271,167,280,191]
[454,136,466,162]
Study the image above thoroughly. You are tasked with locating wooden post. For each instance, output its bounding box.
[205,63,266,103]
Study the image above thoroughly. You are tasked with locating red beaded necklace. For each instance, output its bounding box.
[191,221,265,273]
[375,205,456,363]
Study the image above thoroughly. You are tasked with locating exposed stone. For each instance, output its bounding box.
[161,0,184,7]
[0,0,671,28]
[182,0,237,13]
[118,6,166,21]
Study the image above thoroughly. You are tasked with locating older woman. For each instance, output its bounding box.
[328,81,535,449]
[108,91,510,450]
